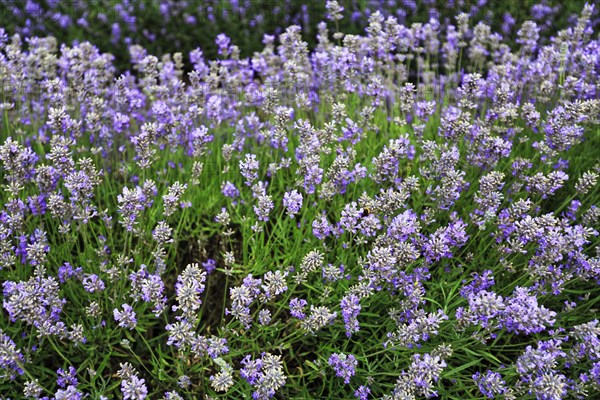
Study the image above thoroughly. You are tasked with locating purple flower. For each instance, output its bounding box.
[460,270,495,298]
[340,202,361,234]
[27,194,47,216]
[341,118,363,144]
[57,366,77,388]
[326,0,344,22]
[117,186,147,232]
[289,298,308,320]
[121,375,147,400]
[240,355,263,385]
[341,294,361,337]
[178,375,191,389]
[227,275,262,328]
[531,372,567,400]
[55,385,83,400]
[3,275,66,335]
[516,21,540,52]
[207,336,229,358]
[137,273,167,316]
[354,385,370,400]
[26,228,50,266]
[258,309,272,325]
[457,289,505,330]
[501,287,556,335]
[262,270,288,298]
[113,112,130,133]
[388,210,419,241]
[422,218,469,263]
[590,362,600,384]
[202,259,216,274]
[283,190,303,218]
[386,309,448,349]
[113,304,137,330]
[0,329,24,379]
[473,370,506,398]
[173,263,207,322]
[58,262,82,283]
[111,22,121,43]
[328,353,357,384]
[358,214,382,237]
[373,135,415,183]
[130,123,157,169]
[240,353,286,399]
[188,125,213,157]
[215,33,231,56]
[165,320,194,349]
[240,154,260,186]
[414,100,437,121]
[312,214,332,240]
[405,353,447,397]
[222,181,240,200]
[163,182,187,217]
[82,274,105,293]
[303,164,323,194]
[502,12,515,35]
[253,194,274,222]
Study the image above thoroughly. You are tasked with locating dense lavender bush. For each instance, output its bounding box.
[0,1,599,399]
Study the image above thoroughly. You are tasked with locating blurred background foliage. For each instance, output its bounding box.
[0,0,597,71]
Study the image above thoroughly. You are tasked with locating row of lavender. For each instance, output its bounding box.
[6,0,600,66]
[9,0,577,40]
[0,2,599,399]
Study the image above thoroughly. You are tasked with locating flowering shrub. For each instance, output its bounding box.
[0,2,599,399]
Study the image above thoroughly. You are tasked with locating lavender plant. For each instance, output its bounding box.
[0,2,599,399]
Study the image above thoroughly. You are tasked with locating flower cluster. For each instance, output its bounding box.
[328,353,358,384]
[240,353,287,399]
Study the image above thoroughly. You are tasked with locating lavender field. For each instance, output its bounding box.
[0,1,599,399]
